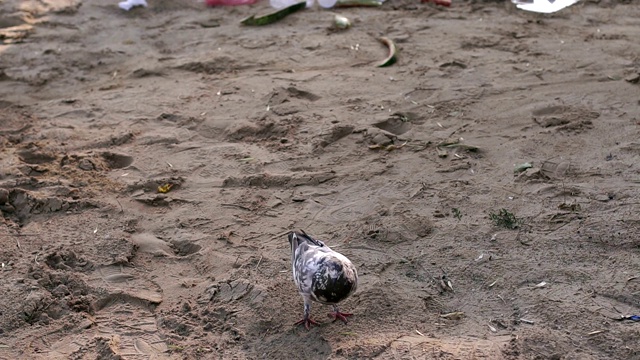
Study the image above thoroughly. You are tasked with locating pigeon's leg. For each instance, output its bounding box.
[328,305,353,324]
[294,296,319,330]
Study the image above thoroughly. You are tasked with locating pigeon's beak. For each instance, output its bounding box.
[288,232,298,253]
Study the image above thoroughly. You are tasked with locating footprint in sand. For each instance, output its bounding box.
[33,265,167,359]
[389,335,512,359]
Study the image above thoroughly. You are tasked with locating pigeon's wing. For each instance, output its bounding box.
[293,243,319,295]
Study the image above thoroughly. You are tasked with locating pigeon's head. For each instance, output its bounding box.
[288,231,299,254]
[288,230,325,254]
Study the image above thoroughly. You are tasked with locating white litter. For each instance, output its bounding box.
[119,0,148,11]
[511,0,580,14]
[534,281,547,288]
[270,0,338,9]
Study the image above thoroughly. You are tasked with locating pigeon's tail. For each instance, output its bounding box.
[288,230,324,253]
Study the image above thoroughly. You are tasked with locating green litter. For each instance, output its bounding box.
[336,0,383,7]
[377,37,397,67]
[513,162,533,173]
[241,1,306,26]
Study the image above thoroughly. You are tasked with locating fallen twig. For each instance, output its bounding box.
[221,203,253,211]
[588,330,606,336]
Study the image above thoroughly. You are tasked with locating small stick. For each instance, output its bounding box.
[34,254,39,265]
[268,230,292,243]
[221,203,253,211]
[255,255,263,270]
[16,238,21,250]
[116,199,124,214]
[520,318,535,325]
[242,233,263,241]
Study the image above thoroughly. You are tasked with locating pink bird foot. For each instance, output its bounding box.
[328,310,353,324]
[294,317,320,330]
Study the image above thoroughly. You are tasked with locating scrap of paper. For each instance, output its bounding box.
[512,0,580,14]
[119,0,148,11]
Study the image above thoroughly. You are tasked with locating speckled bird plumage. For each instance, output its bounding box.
[288,230,358,330]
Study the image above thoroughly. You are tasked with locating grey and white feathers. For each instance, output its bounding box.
[288,230,358,329]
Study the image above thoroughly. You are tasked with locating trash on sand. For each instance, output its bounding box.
[436,147,448,158]
[118,0,147,11]
[514,162,533,173]
[475,253,492,263]
[206,0,261,5]
[440,60,467,69]
[618,315,640,322]
[511,0,581,14]
[271,0,336,9]
[440,274,453,292]
[440,311,464,320]
[534,281,547,288]
[377,37,397,67]
[333,15,351,29]
[558,202,581,212]
[243,1,306,25]
[335,0,384,7]
[438,138,479,152]
[368,141,407,151]
[158,183,174,194]
[421,0,451,6]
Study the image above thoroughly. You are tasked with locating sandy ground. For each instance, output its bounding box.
[1,0,639,359]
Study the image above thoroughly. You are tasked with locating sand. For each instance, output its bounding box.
[1,0,639,359]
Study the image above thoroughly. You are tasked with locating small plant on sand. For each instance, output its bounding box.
[452,208,462,221]
[489,208,520,230]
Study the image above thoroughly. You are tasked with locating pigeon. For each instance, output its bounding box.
[288,230,358,330]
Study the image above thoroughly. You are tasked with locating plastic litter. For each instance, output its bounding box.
[118,0,147,11]
[621,315,640,322]
[271,0,337,9]
[333,15,351,30]
[206,0,261,6]
[335,0,383,7]
[241,1,306,25]
[511,0,580,14]
[421,0,451,6]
